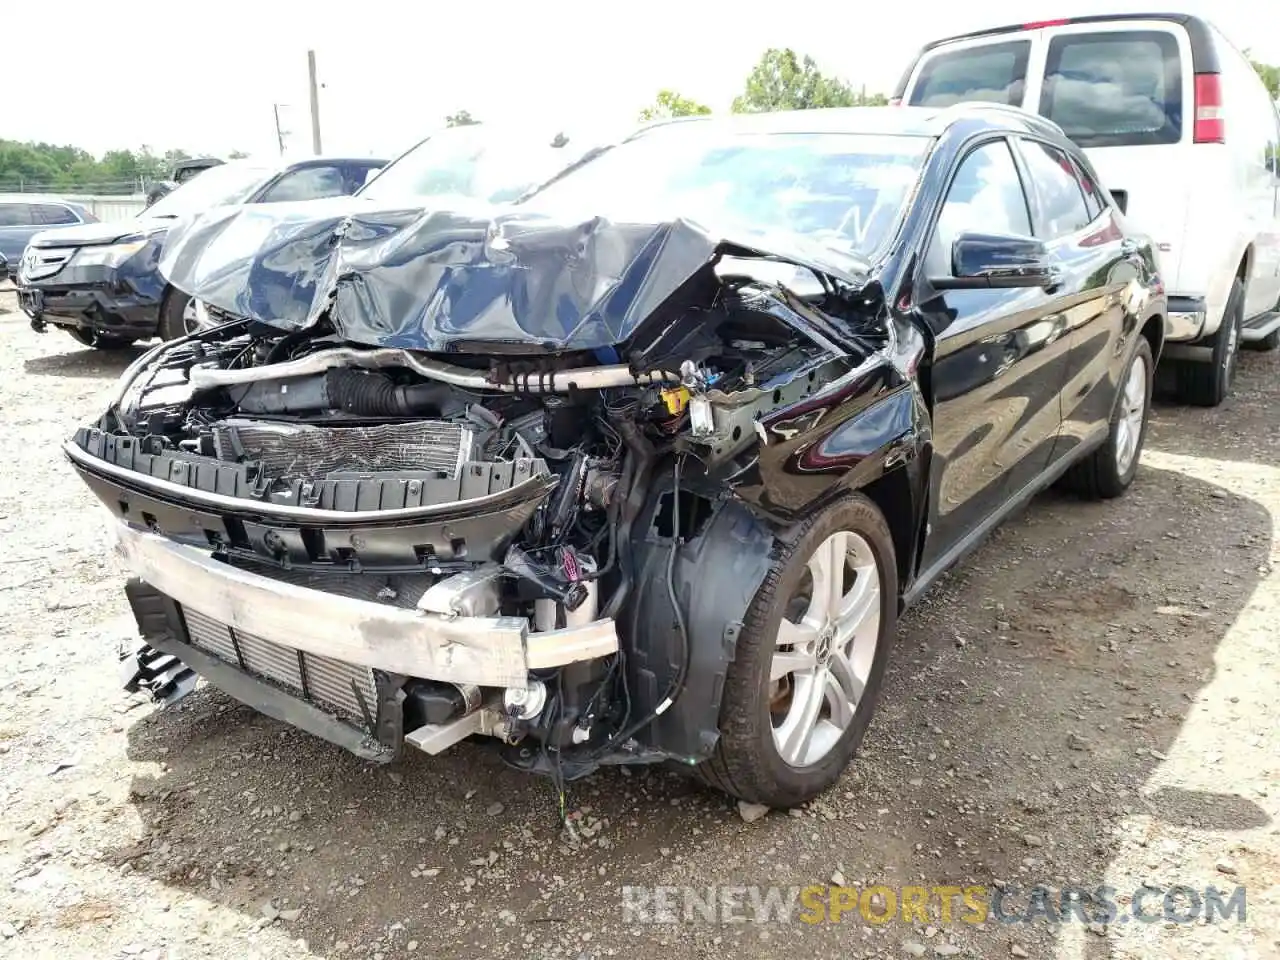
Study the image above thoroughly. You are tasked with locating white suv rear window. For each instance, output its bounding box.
[908,40,1030,107]
[1039,31,1183,147]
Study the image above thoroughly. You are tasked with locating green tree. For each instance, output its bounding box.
[228,150,250,160]
[732,48,861,113]
[445,110,479,127]
[1248,53,1279,99]
[638,89,712,122]
[0,140,207,193]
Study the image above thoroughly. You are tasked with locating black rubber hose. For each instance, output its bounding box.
[266,328,316,364]
[601,419,656,620]
[583,456,689,762]
[323,368,444,416]
[659,455,690,715]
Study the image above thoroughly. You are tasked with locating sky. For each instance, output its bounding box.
[7,0,1279,163]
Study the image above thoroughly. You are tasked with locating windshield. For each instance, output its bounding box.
[358,123,610,205]
[146,162,274,218]
[526,125,933,259]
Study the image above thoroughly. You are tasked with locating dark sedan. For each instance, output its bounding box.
[70,105,1164,808]
[17,156,385,349]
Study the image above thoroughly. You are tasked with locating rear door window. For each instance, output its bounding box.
[1039,31,1183,147]
[1072,158,1106,220]
[0,203,35,226]
[909,40,1031,107]
[34,203,80,225]
[1016,140,1093,239]
[257,165,348,203]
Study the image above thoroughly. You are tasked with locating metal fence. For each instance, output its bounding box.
[0,179,147,196]
[64,194,149,221]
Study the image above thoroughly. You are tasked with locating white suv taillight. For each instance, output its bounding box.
[1193,72,1224,143]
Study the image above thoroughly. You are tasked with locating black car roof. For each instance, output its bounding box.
[284,156,387,170]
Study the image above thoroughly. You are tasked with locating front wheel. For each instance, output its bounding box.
[157,287,194,341]
[698,494,897,808]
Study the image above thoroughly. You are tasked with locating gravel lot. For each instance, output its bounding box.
[1,284,1277,960]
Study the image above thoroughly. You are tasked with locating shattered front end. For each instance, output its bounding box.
[70,207,923,776]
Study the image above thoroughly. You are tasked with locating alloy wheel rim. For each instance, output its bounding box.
[1114,354,1147,475]
[769,530,881,768]
[182,299,211,335]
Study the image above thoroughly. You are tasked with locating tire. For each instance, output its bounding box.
[1061,337,1154,500]
[67,328,137,350]
[157,287,192,341]
[698,494,898,807]
[1248,297,1280,351]
[1175,278,1243,407]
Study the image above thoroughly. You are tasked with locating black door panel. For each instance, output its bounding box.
[1013,140,1139,463]
[917,286,1067,570]
[915,137,1070,571]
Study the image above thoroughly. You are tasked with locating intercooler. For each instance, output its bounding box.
[210,419,473,479]
[182,607,377,723]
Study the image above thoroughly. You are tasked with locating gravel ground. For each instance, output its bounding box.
[1,285,1277,960]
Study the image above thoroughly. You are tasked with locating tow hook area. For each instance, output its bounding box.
[118,640,197,707]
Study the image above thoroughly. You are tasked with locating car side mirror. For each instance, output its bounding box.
[930,232,1059,291]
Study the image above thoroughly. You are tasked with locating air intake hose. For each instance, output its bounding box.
[323,368,445,416]
[232,368,445,416]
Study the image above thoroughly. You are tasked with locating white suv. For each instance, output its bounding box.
[894,13,1280,405]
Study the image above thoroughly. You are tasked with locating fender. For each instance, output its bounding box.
[720,364,932,525]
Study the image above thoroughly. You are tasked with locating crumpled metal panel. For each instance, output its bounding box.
[157,196,869,352]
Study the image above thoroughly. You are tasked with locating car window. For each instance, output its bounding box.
[927,139,1032,277]
[909,40,1031,108]
[258,166,348,203]
[1039,31,1182,147]
[351,164,383,191]
[1017,140,1093,239]
[1070,158,1106,220]
[527,128,933,260]
[34,203,80,225]
[0,203,35,227]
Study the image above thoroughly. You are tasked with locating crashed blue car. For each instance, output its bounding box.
[17,157,385,349]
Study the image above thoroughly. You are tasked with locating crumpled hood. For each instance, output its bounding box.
[158,195,869,352]
[31,217,166,249]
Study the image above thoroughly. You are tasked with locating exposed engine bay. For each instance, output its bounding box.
[69,235,921,783]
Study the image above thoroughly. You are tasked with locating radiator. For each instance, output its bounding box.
[211,419,473,479]
[182,607,377,723]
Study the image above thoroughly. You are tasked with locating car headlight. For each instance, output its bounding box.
[73,238,151,268]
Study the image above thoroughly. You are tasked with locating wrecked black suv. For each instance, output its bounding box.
[67,106,1164,807]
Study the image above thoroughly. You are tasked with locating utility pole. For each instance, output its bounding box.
[307,49,323,155]
[273,104,287,156]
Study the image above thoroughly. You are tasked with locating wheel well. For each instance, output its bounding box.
[1236,249,1251,283]
[1140,313,1164,363]
[860,466,915,599]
